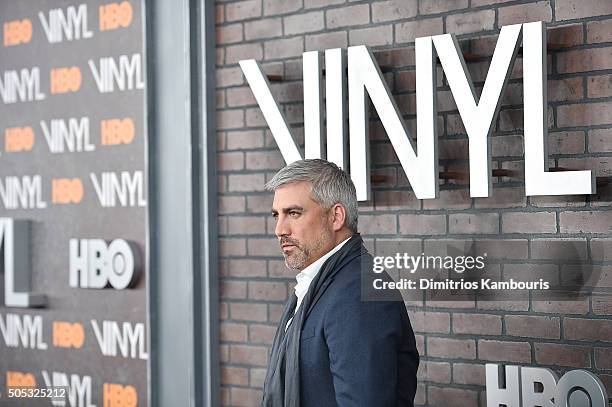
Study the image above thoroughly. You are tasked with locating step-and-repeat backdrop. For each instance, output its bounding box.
[0,1,147,405]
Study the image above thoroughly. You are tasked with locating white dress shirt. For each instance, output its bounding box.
[285,237,351,331]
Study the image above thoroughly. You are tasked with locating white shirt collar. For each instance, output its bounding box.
[293,236,351,314]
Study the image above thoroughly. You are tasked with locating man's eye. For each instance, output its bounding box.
[272,213,278,219]
[289,211,300,217]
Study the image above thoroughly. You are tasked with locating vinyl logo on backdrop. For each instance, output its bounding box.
[240,21,595,201]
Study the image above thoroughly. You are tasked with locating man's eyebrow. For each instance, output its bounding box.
[271,205,305,214]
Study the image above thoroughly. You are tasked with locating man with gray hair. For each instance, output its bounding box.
[261,159,419,407]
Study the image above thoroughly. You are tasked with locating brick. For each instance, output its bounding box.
[326,4,369,28]
[217,109,244,130]
[587,19,612,44]
[216,47,224,66]
[427,337,476,359]
[220,344,229,362]
[588,74,612,98]
[264,0,302,15]
[420,0,467,15]
[478,340,531,363]
[248,238,281,256]
[530,195,586,208]
[471,0,515,5]
[428,386,478,407]
[557,48,612,74]
[446,10,495,35]
[220,387,229,405]
[216,5,224,23]
[453,363,485,386]
[228,259,267,277]
[349,24,393,47]
[414,383,426,406]
[502,211,556,234]
[220,238,247,257]
[558,101,612,128]
[225,0,262,22]
[227,130,265,150]
[372,0,417,23]
[246,194,273,213]
[230,302,267,321]
[531,239,587,260]
[474,188,526,209]
[424,189,471,210]
[439,138,468,159]
[231,387,262,407]
[555,0,612,20]
[548,24,583,48]
[221,366,249,385]
[504,264,559,286]
[399,214,446,235]
[248,281,287,301]
[558,156,612,178]
[595,347,612,369]
[305,0,344,8]
[250,367,267,387]
[220,279,247,299]
[560,211,612,233]
[449,213,499,234]
[268,303,285,322]
[218,151,245,171]
[227,216,266,235]
[418,361,451,383]
[498,1,552,26]
[269,82,303,103]
[452,313,502,335]
[564,318,612,341]
[217,23,243,44]
[395,18,443,43]
[249,324,277,344]
[593,296,612,315]
[408,311,450,333]
[283,11,324,35]
[228,173,265,192]
[245,150,284,170]
[548,131,585,154]
[264,37,304,60]
[491,135,523,157]
[535,343,591,368]
[532,298,589,314]
[374,190,421,210]
[548,77,583,102]
[220,322,248,342]
[359,214,397,234]
[592,239,612,261]
[225,43,263,64]
[305,30,347,50]
[244,18,282,40]
[505,315,560,339]
[219,196,246,214]
[216,67,244,88]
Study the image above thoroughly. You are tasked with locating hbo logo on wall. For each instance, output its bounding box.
[486,364,609,407]
[69,238,141,289]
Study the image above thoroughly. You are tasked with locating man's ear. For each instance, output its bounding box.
[330,203,346,232]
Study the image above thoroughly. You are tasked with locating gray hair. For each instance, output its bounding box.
[265,159,358,233]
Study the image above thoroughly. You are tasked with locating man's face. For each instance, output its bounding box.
[271,182,335,271]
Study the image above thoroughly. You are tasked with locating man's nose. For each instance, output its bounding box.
[275,215,290,238]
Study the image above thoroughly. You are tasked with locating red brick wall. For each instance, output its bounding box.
[214,0,612,405]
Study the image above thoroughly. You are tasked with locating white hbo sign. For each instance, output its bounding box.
[69,238,141,289]
[486,364,609,407]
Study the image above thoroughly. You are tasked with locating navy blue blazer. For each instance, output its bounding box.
[298,249,419,406]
